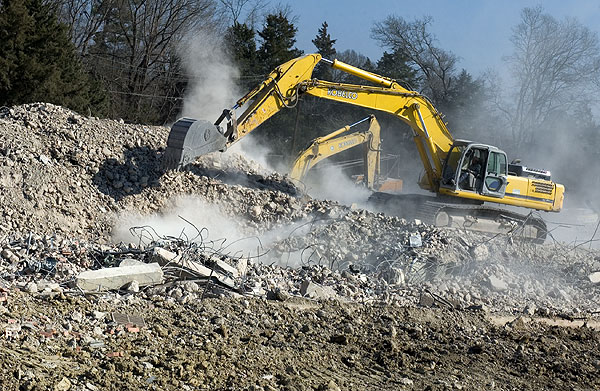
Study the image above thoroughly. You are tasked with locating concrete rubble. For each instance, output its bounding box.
[75,263,164,291]
[0,103,599,390]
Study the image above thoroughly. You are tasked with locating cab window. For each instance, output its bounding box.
[487,152,507,175]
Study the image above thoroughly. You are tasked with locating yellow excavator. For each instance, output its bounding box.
[164,54,564,241]
[289,115,402,193]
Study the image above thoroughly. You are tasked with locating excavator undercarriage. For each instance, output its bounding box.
[368,192,547,242]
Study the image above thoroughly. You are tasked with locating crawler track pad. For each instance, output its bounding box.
[162,118,227,169]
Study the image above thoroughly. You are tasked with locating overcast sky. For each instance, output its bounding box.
[281,0,600,76]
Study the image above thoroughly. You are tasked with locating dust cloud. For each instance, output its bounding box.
[112,196,271,259]
[300,164,372,206]
[111,196,320,266]
[178,31,240,121]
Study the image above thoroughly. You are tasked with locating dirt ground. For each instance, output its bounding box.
[0,288,599,391]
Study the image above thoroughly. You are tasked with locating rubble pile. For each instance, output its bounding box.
[1,103,600,390]
[0,103,324,238]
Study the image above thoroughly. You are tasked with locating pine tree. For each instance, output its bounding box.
[225,22,259,90]
[257,12,303,74]
[375,50,419,88]
[0,0,105,113]
[311,21,336,80]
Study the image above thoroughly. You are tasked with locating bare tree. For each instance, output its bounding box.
[218,0,268,27]
[503,6,600,149]
[371,15,459,104]
[88,0,220,121]
[54,0,116,54]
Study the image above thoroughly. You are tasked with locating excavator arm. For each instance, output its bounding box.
[289,115,381,189]
[164,54,453,192]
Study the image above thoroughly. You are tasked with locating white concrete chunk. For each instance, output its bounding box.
[76,263,163,291]
[300,280,337,300]
[488,275,508,292]
[588,271,600,284]
[151,247,181,264]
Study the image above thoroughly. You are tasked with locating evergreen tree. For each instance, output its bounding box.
[0,0,105,113]
[251,12,303,165]
[376,50,419,89]
[311,21,336,80]
[225,22,259,90]
[257,12,303,74]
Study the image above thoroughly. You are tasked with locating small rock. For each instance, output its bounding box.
[39,154,51,165]
[183,281,200,293]
[399,377,414,385]
[124,280,140,293]
[71,311,83,323]
[54,377,72,391]
[93,311,106,320]
[524,304,536,316]
[24,282,38,293]
[326,380,341,391]
[588,272,600,284]
[470,244,489,261]
[487,275,508,292]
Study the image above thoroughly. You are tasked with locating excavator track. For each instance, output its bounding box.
[368,192,547,243]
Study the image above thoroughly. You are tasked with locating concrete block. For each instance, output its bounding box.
[151,247,181,265]
[76,263,163,291]
[300,280,337,300]
[488,275,508,292]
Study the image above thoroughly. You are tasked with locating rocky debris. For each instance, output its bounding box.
[0,102,308,239]
[1,103,600,390]
[0,289,599,391]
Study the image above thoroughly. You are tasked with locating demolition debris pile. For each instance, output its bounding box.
[0,103,600,390]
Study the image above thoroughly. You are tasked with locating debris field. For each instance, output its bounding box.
[0,103,599,390]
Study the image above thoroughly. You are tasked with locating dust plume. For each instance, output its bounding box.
[301,164,372,206]
[178,30,240,121]
[111,196,321,266]
[111,196,282,260]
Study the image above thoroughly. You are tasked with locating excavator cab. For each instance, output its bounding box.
[441,141,508,199]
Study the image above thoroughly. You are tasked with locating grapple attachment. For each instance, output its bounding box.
[162,118,228,169]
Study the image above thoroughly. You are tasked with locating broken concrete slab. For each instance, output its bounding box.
[214,258,239,278]
[300,280,338,300]
[75,263,163,291]
[152,247,235,289]
[151,247,181,264]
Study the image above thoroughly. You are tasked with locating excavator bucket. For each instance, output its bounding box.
[162,118,228,169]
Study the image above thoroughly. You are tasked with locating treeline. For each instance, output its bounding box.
[1,1,600,199]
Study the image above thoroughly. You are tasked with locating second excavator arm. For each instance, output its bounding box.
[289,115,381,189]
